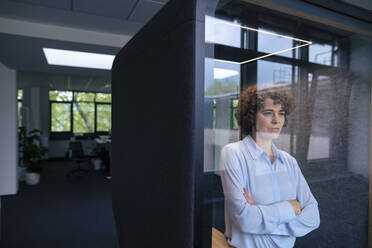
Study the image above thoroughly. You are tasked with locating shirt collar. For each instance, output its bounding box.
[271,142,284,163]
[243,135,284,163]
[243,135,264,160]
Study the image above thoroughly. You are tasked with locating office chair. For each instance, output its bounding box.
[66,141,92,177]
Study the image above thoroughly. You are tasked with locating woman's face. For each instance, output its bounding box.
[254,97,285,140]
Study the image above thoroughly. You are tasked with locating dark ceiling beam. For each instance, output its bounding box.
[302,0,372,24]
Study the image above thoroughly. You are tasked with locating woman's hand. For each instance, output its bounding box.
[288,200,302,215]
[243,187,255,205]
[243,188,301,216]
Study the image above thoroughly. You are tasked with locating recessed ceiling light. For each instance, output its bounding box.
[214,68,239,79]
[43,48,115,70]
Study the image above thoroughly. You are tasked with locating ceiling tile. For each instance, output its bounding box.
[128,0,163,23]
[73,0,139,20]
[0,1,142,36]
[148,0,168,3]
[10,0,71,10]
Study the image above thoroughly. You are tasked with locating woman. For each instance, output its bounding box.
[220,85,320,248]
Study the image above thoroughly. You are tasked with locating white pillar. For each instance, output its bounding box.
[0,63,18,196]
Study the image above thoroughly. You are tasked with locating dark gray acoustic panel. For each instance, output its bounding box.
[111,0,206,247]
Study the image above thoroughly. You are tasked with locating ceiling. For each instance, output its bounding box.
[0,0,168,77]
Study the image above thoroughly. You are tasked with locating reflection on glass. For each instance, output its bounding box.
[257,61,294,154]
[204,58,240,173]
[309,43,333,66]
[258,28,294,58]
[258,60,293,89]
[205,16,241,48]
[307,74,331,160]
[204,3,371,248]
[220,86,319,247]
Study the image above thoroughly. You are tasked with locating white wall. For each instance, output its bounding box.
[0,63,17,195]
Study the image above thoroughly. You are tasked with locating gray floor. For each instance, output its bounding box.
[1,160,368,248]
[0,159,119,248]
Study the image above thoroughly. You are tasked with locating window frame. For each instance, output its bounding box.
[49,90,111,139]
[210,10,347,166]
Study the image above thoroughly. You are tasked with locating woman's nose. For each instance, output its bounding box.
[272,114,279,123]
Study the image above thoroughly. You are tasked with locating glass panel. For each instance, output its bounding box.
[257,60,293,153]
[258,60,293,88]
[309,43,333,66]
[205,15,241,48]
[97,104,111,132]
[231,99,238,130]
[51,103,71,132]
[73,102,94,133]
[204,2,372,248]
[49,90,73,102]
[307,74,331,160]
[17,102,22,127]
[204,17,241,244]
[258,28,294,58]
[204,57,240,173]
[74,92,95,102]
[96,93,112,103]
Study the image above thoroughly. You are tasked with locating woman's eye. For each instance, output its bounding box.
[279,112,286,116]
[263,112,272,116]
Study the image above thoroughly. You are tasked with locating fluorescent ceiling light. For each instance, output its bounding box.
[214,68,239,79]
[213,21,312,65]
[43,48,115,70]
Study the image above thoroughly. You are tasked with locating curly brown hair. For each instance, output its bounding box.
[235,85,295,136]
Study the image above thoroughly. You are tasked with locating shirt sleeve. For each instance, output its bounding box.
[220,146,296,234]
[271,157,320,237]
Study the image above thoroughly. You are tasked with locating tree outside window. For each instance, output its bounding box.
[49,90,111,134]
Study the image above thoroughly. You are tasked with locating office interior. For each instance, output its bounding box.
[1,0,372,248]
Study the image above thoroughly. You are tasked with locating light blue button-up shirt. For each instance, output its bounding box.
[220,135,320,248]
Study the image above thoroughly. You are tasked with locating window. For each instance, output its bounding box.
[73,92,95,133]
[96,93,112,132]
[309,43,336,66]
[51,103,71,132]
[231,99,238,130]
[49,90,111,135]
[17,89,23,127]
[258,28,294,58]
[205,15,241,48]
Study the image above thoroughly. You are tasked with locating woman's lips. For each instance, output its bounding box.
[268,128,280,132]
